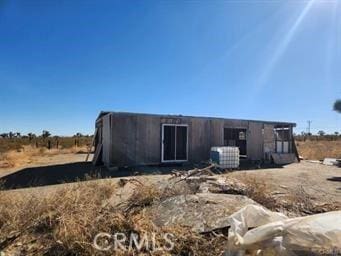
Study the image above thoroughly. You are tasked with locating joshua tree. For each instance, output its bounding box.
[74,132,83,137]
[27,133,36,141]
[317,130,325,137]
[334,99,341,113]
[42,130,51,139]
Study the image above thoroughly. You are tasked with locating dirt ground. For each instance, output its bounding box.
[227,162,341,205]
[1,152,340,207]
[0,152,89,179]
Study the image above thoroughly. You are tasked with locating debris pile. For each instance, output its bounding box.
[1,164,340,255]
[323,158,341,167]
[106,165,341,255]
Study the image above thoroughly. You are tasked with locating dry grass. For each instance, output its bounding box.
[238,175,278,211]
[0,180,117,255]
[281,186,340,215]
[0,179,228,255]
[0,145,88,169]
[239,175,340,216]
[296,140,341,160]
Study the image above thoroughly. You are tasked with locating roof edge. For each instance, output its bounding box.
[97,111,296,127]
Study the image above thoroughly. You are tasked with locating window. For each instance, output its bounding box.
[274,127,291,153]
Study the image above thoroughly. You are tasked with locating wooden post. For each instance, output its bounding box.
[86,128,98,162]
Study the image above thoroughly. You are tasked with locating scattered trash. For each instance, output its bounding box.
[170,164,216,181]
[307,160,322,164]
[323,158,341,167]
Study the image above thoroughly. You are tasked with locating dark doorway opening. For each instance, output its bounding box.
[224,128,247,156]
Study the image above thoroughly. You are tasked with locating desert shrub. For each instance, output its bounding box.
[0,136,92,154]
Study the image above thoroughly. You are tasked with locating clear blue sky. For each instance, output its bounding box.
[1,0,340,136]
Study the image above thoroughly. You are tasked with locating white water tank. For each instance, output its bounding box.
[210,146,239,169]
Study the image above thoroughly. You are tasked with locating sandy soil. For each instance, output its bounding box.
[0,152,90,178]
[227,161,341,205]
[1,153,340,205]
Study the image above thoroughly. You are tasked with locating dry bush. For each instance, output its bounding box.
[239,176,340,216]
[239,175,278,211]
[0,179,227,255]
[0,181,118,255]
[282,186,340,215]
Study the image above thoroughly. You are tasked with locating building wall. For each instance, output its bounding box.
[247,122,263,160]
[264,124,275,160]
[102,114,112,165]
[100,113,293,167]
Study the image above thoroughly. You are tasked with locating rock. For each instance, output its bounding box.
[103,179,140,208]
[197,177,247,195]
[145,193,259,233]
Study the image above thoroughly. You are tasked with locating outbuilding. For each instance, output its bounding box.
[93,111,298,167]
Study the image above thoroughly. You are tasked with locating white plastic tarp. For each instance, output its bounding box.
[226,205,341,256]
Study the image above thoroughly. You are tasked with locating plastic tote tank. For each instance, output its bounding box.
[210,146,239,169]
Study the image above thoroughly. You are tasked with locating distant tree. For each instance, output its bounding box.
[317,130,325,136]
[334,131,339,136]
[74,132,83,137]
[15,132,21,138]
[27,133,36,141]
[0,133,8,138]
[8,132,14,139]
[42,130,51,139]
[334,99,341,113]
